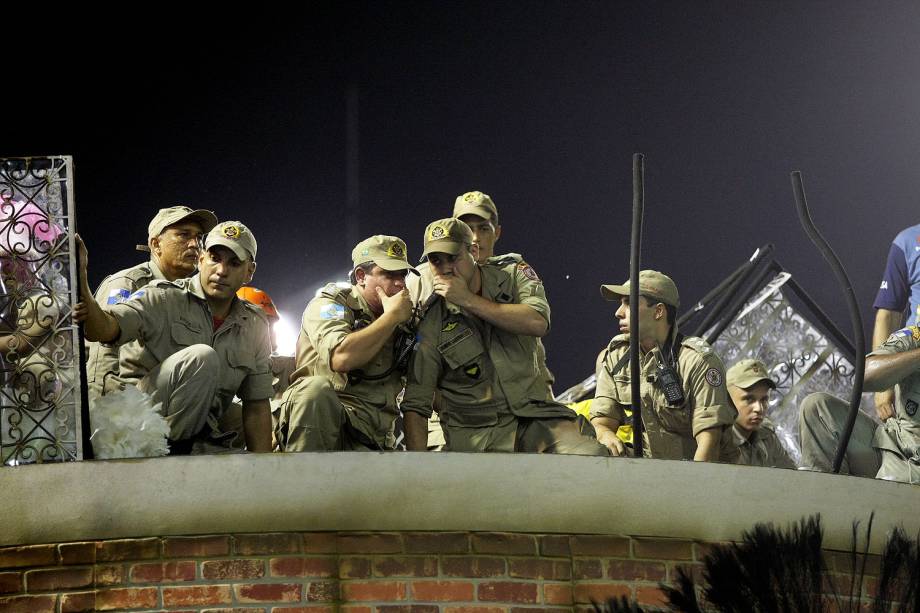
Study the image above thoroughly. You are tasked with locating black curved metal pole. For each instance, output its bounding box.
[630,154,645,458]
[790,171,865,473]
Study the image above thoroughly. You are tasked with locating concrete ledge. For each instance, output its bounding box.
[2,452,917,551]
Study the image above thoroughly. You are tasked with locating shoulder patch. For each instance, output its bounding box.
[106,288,131,305]
[517,261,541,283]
[704,367,724,387]
[319,303,346,320]
[128,289,146,301]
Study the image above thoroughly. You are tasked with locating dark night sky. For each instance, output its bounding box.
[5,2,920,389]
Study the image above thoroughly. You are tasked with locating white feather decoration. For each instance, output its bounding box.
[89,386,170,459]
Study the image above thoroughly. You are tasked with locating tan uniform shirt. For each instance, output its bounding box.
[868,326,920,478]
[407,253,555,386]
[290,283,403,446]
[732,421,796,469]
[104,275,273,414]
[402,262,570,447]
[590,335,738,461]
[86,259,167,396]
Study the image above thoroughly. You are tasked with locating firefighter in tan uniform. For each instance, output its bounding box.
[276,235,417,451]
[402,218,607,455]
[86,206,218,398]
[726,359,796,469]
[75,222,273,453]
[800,323,920,483]
[406,190,554,448]
[590,270,737,462]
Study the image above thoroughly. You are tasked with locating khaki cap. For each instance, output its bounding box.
[600,270,680,308]
[137,206,219,252]
[421,217,474,259]
[205,221,257,261]
[453,191,498,224]
[351,235,419,274]
[726,359,776,390]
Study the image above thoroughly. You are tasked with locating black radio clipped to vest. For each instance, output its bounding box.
[657,361,685,406]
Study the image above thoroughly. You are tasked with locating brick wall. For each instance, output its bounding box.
[0,532,882,612]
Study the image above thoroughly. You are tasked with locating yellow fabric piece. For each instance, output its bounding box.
[568,399,632,444]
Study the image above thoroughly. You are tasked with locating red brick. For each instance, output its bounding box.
[825,551,882,576]
[235,533,303,555]
[338,534,403,554]
[441,556,506,578]
[271,557,337,578]
[0,594,56,613]
[274,608,336,613]
[60,591,95,613]
[342,581,407,601]
[303,533,339,553]
[511,608,572,613]
[0,545,57,569]
[202,559,266,580]
[341,557,372,578]
[573,559,602,579]
[163,585,233,607]
[636,586,669,608]
[200,609,265,613]
[633,538,693,560]
[570,535,630,557]
[411,580,474,602]
[25,567,93,591]
[539,536,571,557]
[573,583,631,604]
[164,535,231,558]
[94,564,124,586]
[403,533,469,554]
[96,538,160,562]
[59,542,96,565]
[307,580,339,602]
[508,559,570,580]
[0,572,21,594]
[692,541,721,562]
[95,587,158,611]
[378,607,440,613]
[235,583,302,603]
[478,582,538,604]
[341,607,373,613]
[543,583,573,605]
[444,608,505,613]
[607,560,667,581]
[471,533,536,556]
[130,561,196,583]
[374,556,437,578]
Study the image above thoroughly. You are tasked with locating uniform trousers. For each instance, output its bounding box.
[277,376,379,452]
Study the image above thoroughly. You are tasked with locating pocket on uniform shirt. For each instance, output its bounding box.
[438,329,484,371]
[170,320,204,346]
[612,374,632,406]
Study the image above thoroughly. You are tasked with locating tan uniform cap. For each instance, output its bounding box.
[726,358,776,390]
[600,269,680,308]
[352,235,419,274]
[137,206,219,252]
[421,217,474,259]
[206,221,258,261]
[453,191,498,224]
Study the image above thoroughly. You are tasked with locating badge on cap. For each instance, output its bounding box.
[222,225,241,239]
[429,225,447,240]
[462,192,479,203]
[911,326,920,341]
[386,242,405,258]
[705,368,723,387]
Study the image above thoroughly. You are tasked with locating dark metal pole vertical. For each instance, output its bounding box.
[630,154,645,458]
[790,171,865,473]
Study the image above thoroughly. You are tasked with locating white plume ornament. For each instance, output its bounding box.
[89,387,170,459]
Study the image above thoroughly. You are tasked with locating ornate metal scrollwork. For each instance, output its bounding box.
[0,156,82,464]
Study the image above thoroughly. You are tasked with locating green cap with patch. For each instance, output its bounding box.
[726,359,776,390]
[421,217,474,259]
[600,269,680,308]
[453,191,499,224]
[351,235,419,274]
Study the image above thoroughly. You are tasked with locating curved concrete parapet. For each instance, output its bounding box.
[2,452,917,551]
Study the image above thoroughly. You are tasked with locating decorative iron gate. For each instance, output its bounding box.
[0,156,83,464]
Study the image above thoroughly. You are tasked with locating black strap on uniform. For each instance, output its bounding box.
[608,333,684,377]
